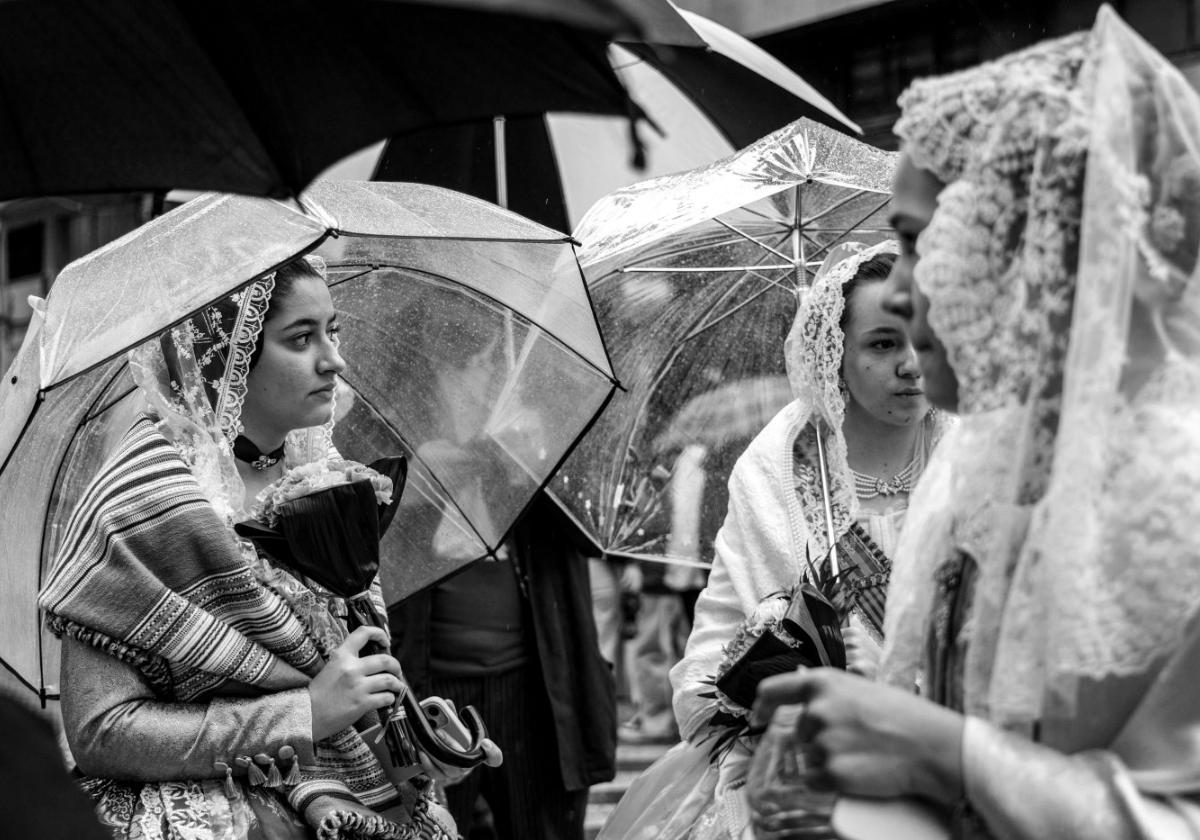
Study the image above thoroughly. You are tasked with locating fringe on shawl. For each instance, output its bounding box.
[315,792,456,840]
[46,615,177,700]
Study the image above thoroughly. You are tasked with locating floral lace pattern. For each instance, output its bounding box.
[82,776,306,840]
[881,7,1200,728]
[252,459,393,526]
[784,240,902,554]
[128,256,334,525]
[129,273,276,524]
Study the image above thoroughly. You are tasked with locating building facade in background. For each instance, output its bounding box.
[675,0,892,37]
[0,195,151,371]
[755,0,1200,149]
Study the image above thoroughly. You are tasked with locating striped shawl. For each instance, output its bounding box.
[39,417,447,840]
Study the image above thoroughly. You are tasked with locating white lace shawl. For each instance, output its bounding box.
[881,6,1200,736]
[670,402,811,743]
[671,241,908,740]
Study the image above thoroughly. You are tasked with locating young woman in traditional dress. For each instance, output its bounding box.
[754,8,1200,838]
[600,240,949,840]
[39,257,463,840]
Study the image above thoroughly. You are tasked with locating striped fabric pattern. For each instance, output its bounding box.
[839,522,891,638]
[39,416,418,837]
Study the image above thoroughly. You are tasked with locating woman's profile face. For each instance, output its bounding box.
[242,275,345,442]
[881,151,960,412]
[841,280,928,427]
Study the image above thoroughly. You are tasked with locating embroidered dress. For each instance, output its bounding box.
[39,263,454,840]
[598,242,951,840]
[876,8,1200,837]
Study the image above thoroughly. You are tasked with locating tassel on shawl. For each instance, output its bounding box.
[265,757,283,788]
[215,762,236,798]
[237,755,267,786]
[278,745,301,786]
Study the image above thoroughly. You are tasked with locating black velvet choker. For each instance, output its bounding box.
[233,435,285,471]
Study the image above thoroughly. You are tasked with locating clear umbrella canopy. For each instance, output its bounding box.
[550,119,896,566]
[574,118,896,279]
[0,181,615,699]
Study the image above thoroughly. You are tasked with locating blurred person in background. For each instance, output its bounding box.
[388,286,616,840]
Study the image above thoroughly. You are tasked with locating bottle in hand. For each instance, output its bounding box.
[746,703,837,839]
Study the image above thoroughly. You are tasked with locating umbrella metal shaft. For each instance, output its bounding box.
[813,421,840,577]
[620,265,796,273]
[493,116,508,209]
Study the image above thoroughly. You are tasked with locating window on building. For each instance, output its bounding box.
[7,221,44,280]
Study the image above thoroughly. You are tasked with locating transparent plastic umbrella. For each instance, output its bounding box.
[0,181,615,700]
[654,375,794,454]
[549,119,896,568]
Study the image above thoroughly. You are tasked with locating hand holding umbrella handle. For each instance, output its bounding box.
[343,595,490,770]
[342,593,421,767]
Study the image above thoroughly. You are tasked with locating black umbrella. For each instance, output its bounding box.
[372,9,859,232]
[0,0,657,201]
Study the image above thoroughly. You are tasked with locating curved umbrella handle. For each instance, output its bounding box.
[395,692,490,769]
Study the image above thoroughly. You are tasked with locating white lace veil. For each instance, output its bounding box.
[880,6,1200,733]
[783,239,908,554]
[127,255,336,525]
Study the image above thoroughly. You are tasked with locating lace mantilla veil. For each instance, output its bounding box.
[879,6,1200,733]
[784,238,926,555]
[127,256,336,526]
[599,240,938,840]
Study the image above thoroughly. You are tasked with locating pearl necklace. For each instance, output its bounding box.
[852,456,920,499]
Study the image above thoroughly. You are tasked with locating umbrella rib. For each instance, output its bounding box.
[735,204,786,224]
[337,369,495,555]
[0,657,42,699]
[802,196,895,265]
[620,265,795,274]
[85,382,137,422]
[609,272,761,506]
[736,229,801,294]
[678,280,781,344]
[332,261,618,386]
[606,228,777,271]
[518,378,620,559]
[574,245,621,390]
[36,358,133,698]
[604,547,712,570]
[608,227,797,279]
[714,217,798,264]
[0,389,45,700]
[43,239,332,391]
[324,266,376,289]
[606,236,752,271]
[0,391,43,477]
[799,189,871,227]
